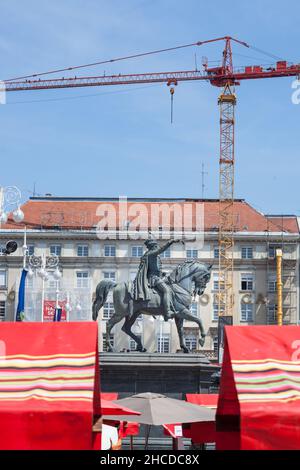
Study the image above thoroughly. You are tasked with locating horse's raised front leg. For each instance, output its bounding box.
[121,312,146,352]
[177,308,206,348]
[175,316,189,353]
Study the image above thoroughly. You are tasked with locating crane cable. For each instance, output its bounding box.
[4,39,287,84]
[4,41,203,82]
[248,45,284,61]
[170,87,175,124]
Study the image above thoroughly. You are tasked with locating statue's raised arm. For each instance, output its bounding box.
[151,239,184,256]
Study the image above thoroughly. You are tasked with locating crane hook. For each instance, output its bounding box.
[170,86,175,124]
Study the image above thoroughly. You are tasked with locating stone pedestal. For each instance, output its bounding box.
[100,352,219,397]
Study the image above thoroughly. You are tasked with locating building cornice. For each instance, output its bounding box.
[0,229,299,242]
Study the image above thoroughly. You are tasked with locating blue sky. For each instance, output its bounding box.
[0,0,299,214]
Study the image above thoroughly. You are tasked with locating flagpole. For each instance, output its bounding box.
[40,253,46,323]
[22,226,27,269]
[41,277,45,323]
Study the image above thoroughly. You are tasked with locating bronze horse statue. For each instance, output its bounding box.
[92,260,212,353]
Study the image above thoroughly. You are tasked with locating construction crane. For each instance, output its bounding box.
[3,36,300,318]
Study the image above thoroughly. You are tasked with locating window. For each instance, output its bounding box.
[28,245,35,256]
[186,249,198,259]
[50,245,62,256]
[132,246,143,257]
[0,271,7,288]
[241,273,254,291]
[185,335,198,351]
[104,271,116,281]
[161,248,171,258]
[213,304,219,321]
[213,247,219,259]
[213,336,218,356]
[241,247,253,259]
[268,274,276,292]
[213,304,225,321]
[190,302,198,317]
[267,305,277,325]
[241,303,254,322]
[77,245,89,257]
[213,273,220,291]
[268,244,281,258]
[104,245,116,257]
[157,334,170,353]
[102,333,114,351]
[0,301,5,321]
[103,302,114,320]
[76,271,89,288]
[129,335,142,351]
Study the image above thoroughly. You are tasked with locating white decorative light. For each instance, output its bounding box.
[38,268,45,278]
[53,267,62,280]
[65,302,72,312]
[0,212,8,224]
[27,267,34,279]
[12,207,24,223]
[38,268,48,280]
[75,303,82,313]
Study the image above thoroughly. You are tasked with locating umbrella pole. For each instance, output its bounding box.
[144,425,151,450]
[130,435,134,450]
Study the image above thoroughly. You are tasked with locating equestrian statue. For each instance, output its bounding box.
[92,236,212,353]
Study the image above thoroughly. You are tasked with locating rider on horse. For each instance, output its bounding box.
[133,236,184,321]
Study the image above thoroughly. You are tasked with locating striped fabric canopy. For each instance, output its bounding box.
[0,322,100,450]
[217,325,300,450]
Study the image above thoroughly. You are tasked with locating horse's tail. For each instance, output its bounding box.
[92,280,116,321]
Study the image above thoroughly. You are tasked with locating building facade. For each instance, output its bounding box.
[0,197,299,358]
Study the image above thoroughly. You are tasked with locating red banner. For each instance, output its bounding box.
[43,300,67,322]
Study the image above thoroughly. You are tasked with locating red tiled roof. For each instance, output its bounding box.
[265,216,299,234]
[1,198,299,234]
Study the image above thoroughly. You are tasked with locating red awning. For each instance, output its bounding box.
[186,394,218,408]
[101,399,141,416]
[217,325,300,450]
[101,392,118,401]
[119,421,140,438]
[183,394,217,444]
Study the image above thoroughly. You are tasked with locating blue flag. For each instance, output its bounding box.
[53,307,62,322]
[16,269,28,322]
